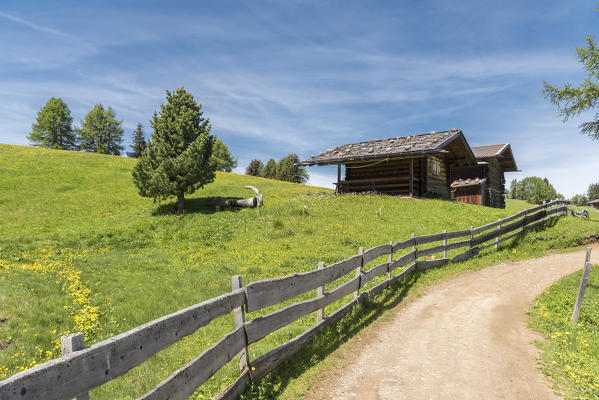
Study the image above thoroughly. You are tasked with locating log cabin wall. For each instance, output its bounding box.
[343,157,426,196]
[425,155,449,198]
[486,159,505,208]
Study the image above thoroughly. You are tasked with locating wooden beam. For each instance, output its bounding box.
[337,164,341,193]
[409,158,414,197]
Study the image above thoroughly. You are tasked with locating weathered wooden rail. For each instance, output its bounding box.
[0,200,569,400]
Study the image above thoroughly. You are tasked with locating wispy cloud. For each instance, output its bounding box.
[0,11,68,37]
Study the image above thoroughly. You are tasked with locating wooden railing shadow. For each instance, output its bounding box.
[242,270,422,398]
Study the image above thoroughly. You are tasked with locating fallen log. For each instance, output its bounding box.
[211,186,263,209]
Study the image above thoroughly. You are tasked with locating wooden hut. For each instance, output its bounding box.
[588,199,599,210]
[303,130,518,208]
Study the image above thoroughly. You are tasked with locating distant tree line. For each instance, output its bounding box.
[26,97,237,172]
[245,154,309,184]
[569,183,599,206]
[508,176,564,205]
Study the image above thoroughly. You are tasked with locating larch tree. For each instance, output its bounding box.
[543,32,599,141]
[127,123,147,158]
[132,88,216,214]
[77,104,124,155]
[28,97,77,150]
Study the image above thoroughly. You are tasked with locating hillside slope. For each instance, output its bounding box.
[1,144,598,399]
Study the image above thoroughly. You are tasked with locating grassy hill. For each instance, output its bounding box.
[1,144,598,399]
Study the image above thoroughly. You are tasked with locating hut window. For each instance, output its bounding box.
[430,157,442,176]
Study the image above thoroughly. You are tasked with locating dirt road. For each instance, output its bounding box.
[311,246,599,400]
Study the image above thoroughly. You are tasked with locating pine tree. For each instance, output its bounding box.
[28,98,77,150]
[588,183,599,201]
[263,158,277,179]
[245,159,264,176]
[212,139,238,172]
[276,154,309,184]
[132,88,216,214]
[77,104,124,155]
[127,123,147,158]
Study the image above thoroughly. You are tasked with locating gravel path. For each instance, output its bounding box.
[310,246,599,400]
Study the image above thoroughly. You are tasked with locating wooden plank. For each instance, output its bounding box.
[389,250,417,272]
[362,244,392,265]
[500,209,526,224]
[471,220,502,235]
[444,229,471,239]
[392,238,415,252]
[140,327,245,400]
[413,232,446,245]
[361,262,389,286]
[523,219,545,232]
[245,255,361,312]
[213,370,250,400]
[0,290,246,400]
[524,210,546,225]
[251,297,358,380]
[471,218,524,247]
[390,263,417,284]
[451,248,478,263]
[245,277,360,344]
[416,244,446,259]
[446,239,471,251]
[416,258,449,270]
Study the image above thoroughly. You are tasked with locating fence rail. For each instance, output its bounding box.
[0,200,569,400]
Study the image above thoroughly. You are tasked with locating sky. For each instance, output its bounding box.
[0,0,597,197]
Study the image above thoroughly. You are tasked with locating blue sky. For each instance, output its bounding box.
[1,0,597,197]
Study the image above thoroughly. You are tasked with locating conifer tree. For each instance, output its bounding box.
[263,158,277,179]
[127,123,147,158]
[276,153,309,184]
[212,139,238,172]
[245,159,264,176]
[132,88,216,214]
[77,104,124,155]
[28,97,77,150]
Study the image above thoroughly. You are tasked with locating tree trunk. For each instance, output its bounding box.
[177,194,185,214]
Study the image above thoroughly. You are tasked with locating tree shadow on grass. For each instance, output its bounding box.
[152,197,247,216]
[241,269,424,398]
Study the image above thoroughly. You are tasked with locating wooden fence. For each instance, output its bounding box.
[0,200,568,400]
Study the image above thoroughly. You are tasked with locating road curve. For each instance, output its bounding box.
[310,245,599,400]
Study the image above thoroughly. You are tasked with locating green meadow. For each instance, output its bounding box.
[1,144,598,399]
[530,265,599,399]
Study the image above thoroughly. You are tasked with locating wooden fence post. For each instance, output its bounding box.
[411,233,415,251]
[387,241,393,281]
[61,333,89,400]
[495,219,501,250]
[231,275,251,376]
[317,262,326,322]
[469,226,473,249]
[354,247,364,300]
[572,248,593,324]
[442,230,447,258]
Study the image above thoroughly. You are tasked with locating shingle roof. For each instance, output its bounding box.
[471,144,507,158]
[589,199,599,204]
[303,129,464,166]
[471,143,518,172]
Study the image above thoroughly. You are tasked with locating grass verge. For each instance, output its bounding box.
[529,264,599,399]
